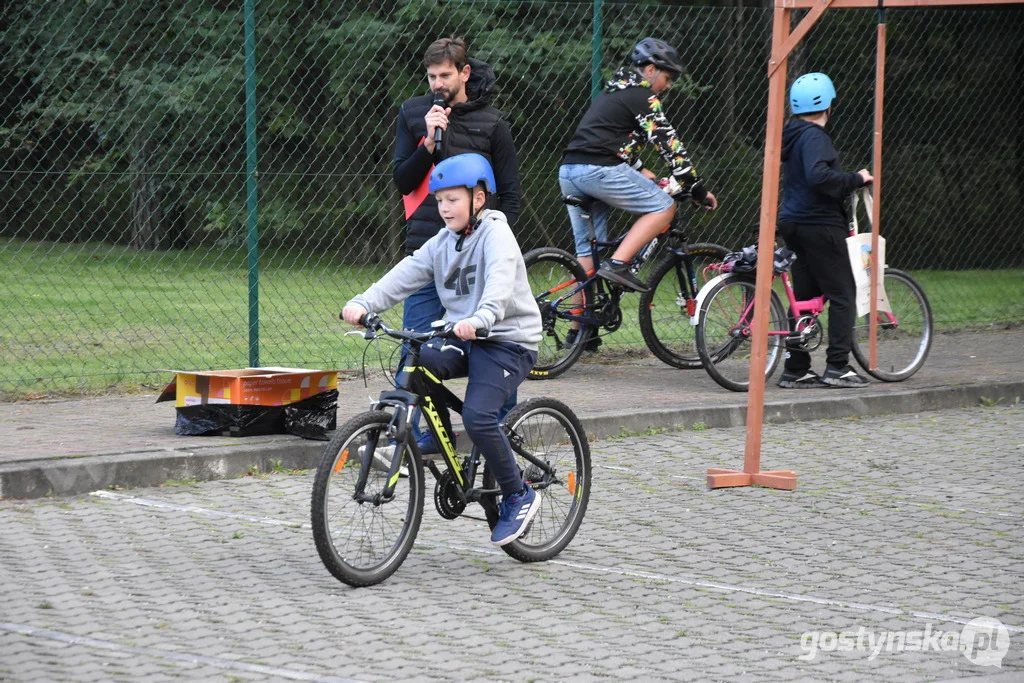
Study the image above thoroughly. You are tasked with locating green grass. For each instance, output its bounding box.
[1,237,1021,397]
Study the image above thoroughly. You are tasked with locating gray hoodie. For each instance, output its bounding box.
[347,210,542,351]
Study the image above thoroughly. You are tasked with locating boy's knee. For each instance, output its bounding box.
[461,405,500,436]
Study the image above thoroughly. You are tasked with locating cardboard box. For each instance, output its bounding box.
[157,367,338,438]
[158,367,338,408]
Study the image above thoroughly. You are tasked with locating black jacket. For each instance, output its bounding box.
[779,119,866,229]
[393,58,520,253]
[561,68,707,201]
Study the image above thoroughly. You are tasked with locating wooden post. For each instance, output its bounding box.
[707,5,797,491]
[869,7,887,369]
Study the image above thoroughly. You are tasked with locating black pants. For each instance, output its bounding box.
[777,222,856,372]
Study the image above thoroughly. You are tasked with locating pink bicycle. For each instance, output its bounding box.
[694,244,933,392]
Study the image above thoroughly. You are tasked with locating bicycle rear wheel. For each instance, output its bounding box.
[696,276,787,392]
[524,247,595,380]
[638,243,730,369]
[483,397,591,562]
[311,410,425,587]
[852,268,933,382]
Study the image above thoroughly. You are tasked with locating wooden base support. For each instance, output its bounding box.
[706,468,797,490]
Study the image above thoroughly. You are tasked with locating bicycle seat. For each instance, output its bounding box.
[562,194,594,211]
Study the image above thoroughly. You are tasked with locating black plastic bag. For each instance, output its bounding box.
[175,389,337,440]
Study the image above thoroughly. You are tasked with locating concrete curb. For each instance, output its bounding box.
[2,380,1021,500]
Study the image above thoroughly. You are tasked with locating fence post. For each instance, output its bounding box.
[244,0,260,368]
[591,0,603,100]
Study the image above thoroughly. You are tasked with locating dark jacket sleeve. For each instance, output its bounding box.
[393,103,435,195]
[490,119,521,228]
[803,128,865,200]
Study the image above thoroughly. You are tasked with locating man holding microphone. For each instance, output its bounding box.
[391,36,521,455]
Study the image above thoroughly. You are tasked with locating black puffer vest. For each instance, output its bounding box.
[401,58,505,252]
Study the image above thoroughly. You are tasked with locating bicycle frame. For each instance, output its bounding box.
[707,264,900,342]
[354,322,557,505]
[543,218,705,329]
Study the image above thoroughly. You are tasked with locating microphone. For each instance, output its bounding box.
[432,92,445,144]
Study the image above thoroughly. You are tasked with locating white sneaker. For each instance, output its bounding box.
[357,443,409,478]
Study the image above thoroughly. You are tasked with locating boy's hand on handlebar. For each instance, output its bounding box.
[693,191,718,211]
[858,169,874,185]
[453,320,478,341]
[342,304,368,327]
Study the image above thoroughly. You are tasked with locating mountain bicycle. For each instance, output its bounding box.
[694,244,933,392]
[311,314,591,587]
[525,193,729,379]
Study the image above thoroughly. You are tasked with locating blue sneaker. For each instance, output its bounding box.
[490,485,541,546]
[415,431,442,456]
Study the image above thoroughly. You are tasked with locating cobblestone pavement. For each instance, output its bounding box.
[1,404,1021,682]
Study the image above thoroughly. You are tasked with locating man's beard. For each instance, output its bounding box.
[436,83,463,105]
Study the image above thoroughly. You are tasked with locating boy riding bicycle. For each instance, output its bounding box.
[559,37,719,295]
[342,153,544,547]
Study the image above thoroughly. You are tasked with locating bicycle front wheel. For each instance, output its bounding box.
[852,268,933,382]
[638,243,730,369]
[483,397,591,562]
[696,277,787,392]
[311,410,425,587]
[524,247,595,380]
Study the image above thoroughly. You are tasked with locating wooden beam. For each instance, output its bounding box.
[770,0,835,77]
[708,7,798,492]
[779,0,1023,7]
[744,7,789,474]
[869,21,887,369]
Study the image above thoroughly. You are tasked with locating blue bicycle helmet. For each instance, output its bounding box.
[789,72,836,114]
[429,153,496,193]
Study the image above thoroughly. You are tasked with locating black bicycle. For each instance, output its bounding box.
[525,194,729,379]
[311,314,592,587]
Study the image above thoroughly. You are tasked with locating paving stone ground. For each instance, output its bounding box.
[1,404,1021,682]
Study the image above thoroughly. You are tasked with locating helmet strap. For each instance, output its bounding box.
[456,191,478,252]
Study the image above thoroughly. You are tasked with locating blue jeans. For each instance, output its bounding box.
[558,163,674,258]
[418,339,537,497]
[400,282,518,442]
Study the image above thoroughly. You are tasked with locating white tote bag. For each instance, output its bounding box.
[846,188,891,318]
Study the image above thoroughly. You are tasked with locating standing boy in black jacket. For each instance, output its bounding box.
[777,72,874,389]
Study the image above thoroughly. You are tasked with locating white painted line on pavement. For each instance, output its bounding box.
[90,490,311,528]
[91,490,1024,634]
[0,622,363,683]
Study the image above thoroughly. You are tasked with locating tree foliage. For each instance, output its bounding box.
[1,0,1021,268]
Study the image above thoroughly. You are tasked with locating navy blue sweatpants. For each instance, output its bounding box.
[417,339,537,497]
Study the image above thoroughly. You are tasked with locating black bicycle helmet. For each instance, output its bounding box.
[631,37,685,75]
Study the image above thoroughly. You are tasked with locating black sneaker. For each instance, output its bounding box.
[563,328,602,353]
[777,370,827,389]
[598,260,648,293]
[822,364,870,388]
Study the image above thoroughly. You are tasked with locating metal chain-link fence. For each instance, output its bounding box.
[2,1,1022,396]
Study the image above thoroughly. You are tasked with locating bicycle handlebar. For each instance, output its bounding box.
[352,312,488,343]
